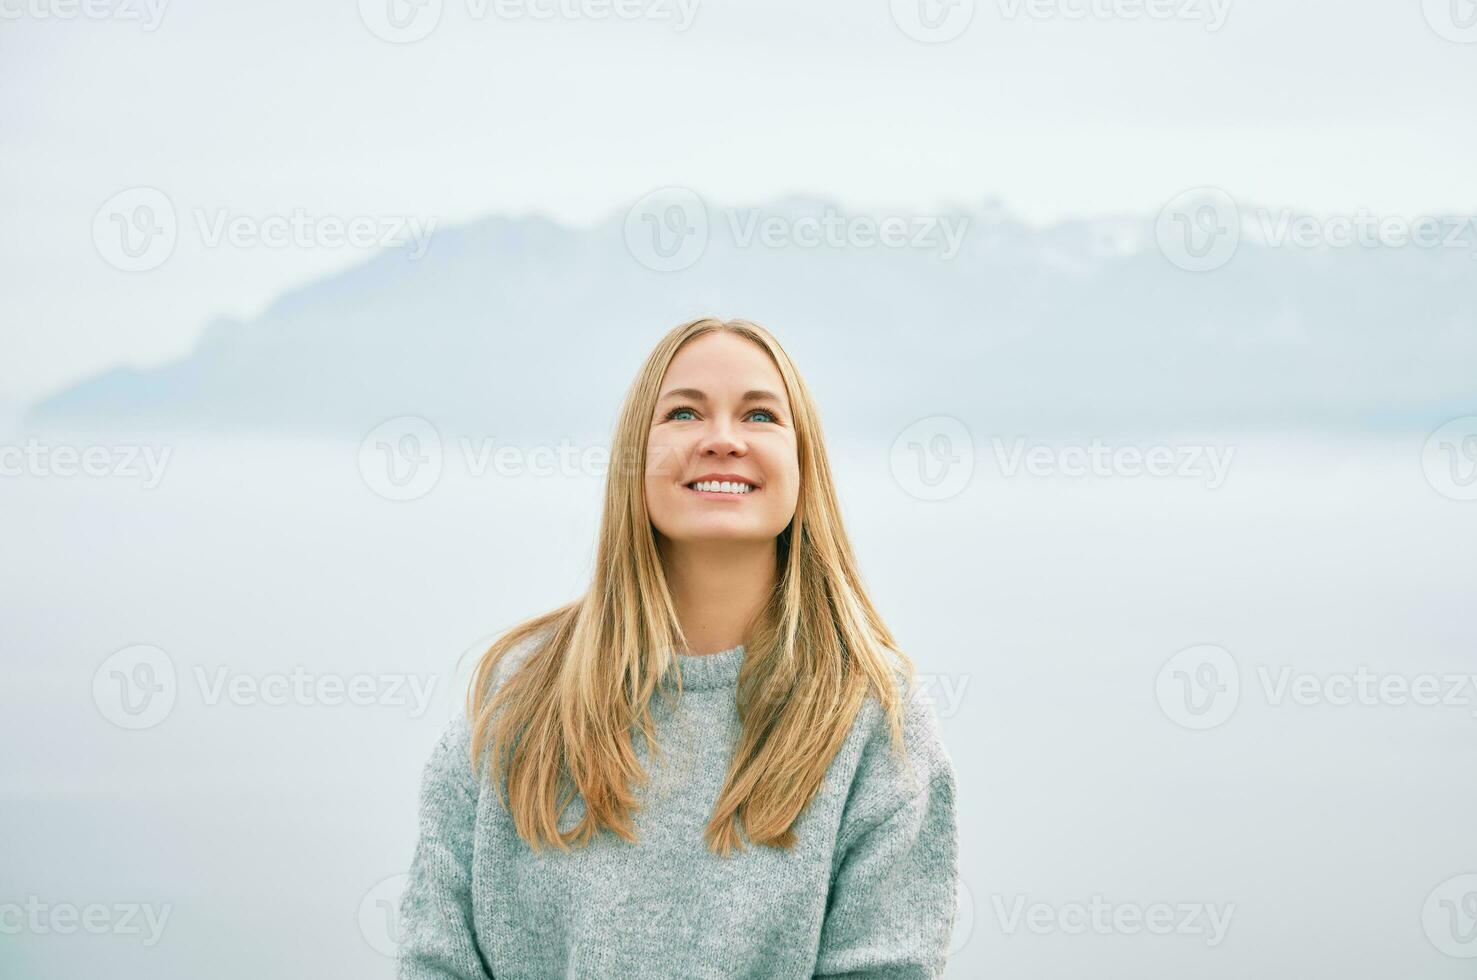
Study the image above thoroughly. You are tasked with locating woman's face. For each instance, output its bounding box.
[645,331,801,547]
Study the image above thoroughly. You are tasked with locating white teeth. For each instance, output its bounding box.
[688,480,753,494]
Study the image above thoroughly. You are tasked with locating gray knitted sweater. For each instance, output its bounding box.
[397,637,959,979]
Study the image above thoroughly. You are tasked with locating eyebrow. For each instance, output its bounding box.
[658,387,785,405]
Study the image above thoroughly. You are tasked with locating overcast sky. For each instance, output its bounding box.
[3,0,1473,405]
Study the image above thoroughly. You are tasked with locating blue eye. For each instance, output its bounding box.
[662,405,782,424]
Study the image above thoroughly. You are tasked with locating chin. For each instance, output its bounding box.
[669,523,774,544]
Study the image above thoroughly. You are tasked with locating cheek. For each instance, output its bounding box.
[644,434,682,480]
[771,444,800,487]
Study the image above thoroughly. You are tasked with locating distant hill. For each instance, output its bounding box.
[25,196,1477,440]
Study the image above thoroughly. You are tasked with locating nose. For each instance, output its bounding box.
[697,415,746,457]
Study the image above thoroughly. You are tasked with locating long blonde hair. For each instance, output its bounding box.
[467,316,915,855]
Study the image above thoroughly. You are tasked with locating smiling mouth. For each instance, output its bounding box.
[685,480,758,496]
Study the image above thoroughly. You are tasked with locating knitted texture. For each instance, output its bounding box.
[398,635,959,979]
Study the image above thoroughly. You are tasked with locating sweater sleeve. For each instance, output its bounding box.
[813,727,960,978]
[397,715,495,980]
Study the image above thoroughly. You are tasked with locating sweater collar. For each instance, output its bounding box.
[663,643,746,691]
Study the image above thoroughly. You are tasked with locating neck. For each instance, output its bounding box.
[658,536,777,655]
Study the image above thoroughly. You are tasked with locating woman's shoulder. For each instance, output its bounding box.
[429,624,559,776]
[836,645,957,831]
[481,623,558,699]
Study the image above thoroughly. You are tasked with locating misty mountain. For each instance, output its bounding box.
[26,197,1477,441]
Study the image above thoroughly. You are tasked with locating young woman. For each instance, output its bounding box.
[398,317,959,978]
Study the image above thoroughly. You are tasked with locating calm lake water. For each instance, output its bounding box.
[3,430,1473,978]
